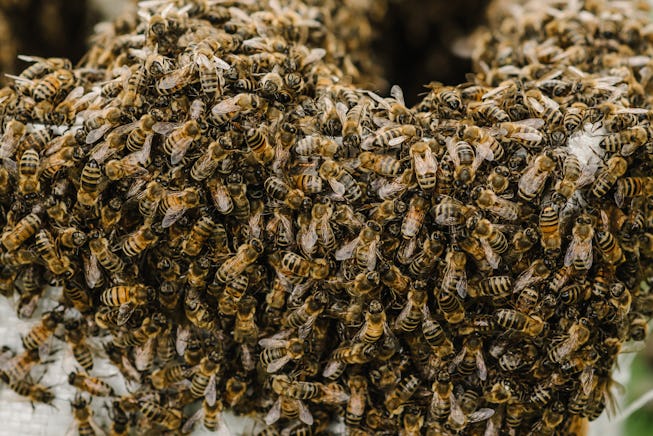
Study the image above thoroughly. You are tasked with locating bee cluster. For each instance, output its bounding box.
[0,0,652,435]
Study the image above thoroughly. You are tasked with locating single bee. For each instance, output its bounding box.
[409,232,445,278]
[8,376,55,407]
[34,229,72,276]
[211,93,262,124]
[495,309,545,336]
[319,158,362,202]
[294,135,339,158]
[88,236,124,277]
[591,156,628,198]
[468,276,512,299]
[22,309,62,350]
[233,297,259,345]
[401,195,428,239]
[548,319,591,363]
[137,180,163,220]
[32,69,75,101]
[359,151,402,177]
[471,187,520,221]
[68,371,114,397]
[384,374,420,416]
[342,99,368,150]
[283,291,328,338]
[615,177,653,207]
[335,220,381,271]
[354,300,390,344]
[0,347,42,383]
[395,285,428,332]
[346,375,368,427]
[264,176,305,209]
[140,400,183,431]
[487,165,511,194]
[18,148,40,195]
[518,151,556,202]
[77,159,104,206]
[224,376,248,407]
[57,227,87,249]
[469,217,508,269]
[158,187,201,228]
[258,335,306,373]
[446,138,486,187]
[181,215,223,257]
[539,203,562,257]
[100,284,153,326]
[153,120,201,165]
[460,124,505,162]
[190,141,231,182]
[64,319,94,371]
[451,334,487,380]
[495,119,545,148]
[564,213,595,272]
[1,212,41,251]
[112,314,166,349]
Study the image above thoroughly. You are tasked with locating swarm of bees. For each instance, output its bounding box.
[0,0,652,434]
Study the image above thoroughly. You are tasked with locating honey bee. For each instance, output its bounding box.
[468,275,512,299]
[469,217,508,269]
[591,156,628,198]
[437,284,465,325]
[460,124,505,162]
[34,229,72,276]
[140,400,183,431]
[422,316,454,359]
[564,213,595,272]
[181,215,222,257]
[265,393,314,426]
[401,195,428,239]
[384,374,420,416]
[539,203,562,257]
[22,309,62,350]
[595,211,625,265]
[211,93,261,124]
[446,138,488,187]
[64,319,94,371]
[601,125,650,154]
[471,187,520,221]
[264,176,305,210]
[319,158,362,202]
[342,99,368,150]
[451,334,488,381]
[518,151,556,202]
[358,151,402,178]
[284,291,328,338]
[68,370,114,397]
[1,211,41,251]
[121,224,158,257]
[495,119,545,149]
[495,309,545,336]
[100,284,153,326]
[345,375,368,427]
[113,314,166,349]
[136,180,163,220]
[32,69,75,102]
[525,89,563,126]
[548,319,591,363]
[17,148,40,195]
[294,135,339,158]
[615,177,653,207]
[0,347,41,383]
[8,376,55,407]
[333,220,380,272]
[408,232,444,278]
[432,195,475,226]
[158,187,201,228]
[88,236,123,278]
[353,300,389,343]
[258,334,306,373]
[441,248,468,298]
[77,159,104,206]
[153,120,201,165]
[366,124,422,150]
[234,297,259,345]
[70,394,104,436]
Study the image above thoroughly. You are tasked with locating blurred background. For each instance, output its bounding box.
[0,0,651,435]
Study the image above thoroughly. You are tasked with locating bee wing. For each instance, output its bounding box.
[175,325,191,356]
[90,141,115,163]
[213,56,231,70]
[83,253,102,289]
[297,399,314,425]
[157,66,190,90]
[327,177,346,196]
[390,84,406,106]
[449,394,466,427]
[181,407,204,434]
[117,303,136,326]
[162,204,187,228]
[509,131,543,143]
[300,222,318,254]
[335,102,348,124]
[479,238,500,270]
[264,398,281,425]
[335,237,359,261]
[152,122,180,135]
[469,408,495,423]
[303,48,326,65]
[205,373,217,399]
[110,121,139,137]
[258,337,289,348]
[134,338,155,371]
[513,117,545,129]
[85,124,113,145]
[475,350,488,381]
[451,347,467,366]
[212,98,241,116]
[413,151,437,175]
[322,360,345,378]
[581,367,596,396]
[388,136,408,147]
[297,315,318,340]
[267,355,291,373]
[170,137,193,165]
[1,158,17,178]
[526,96,545,114]
[366,240,378,271]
